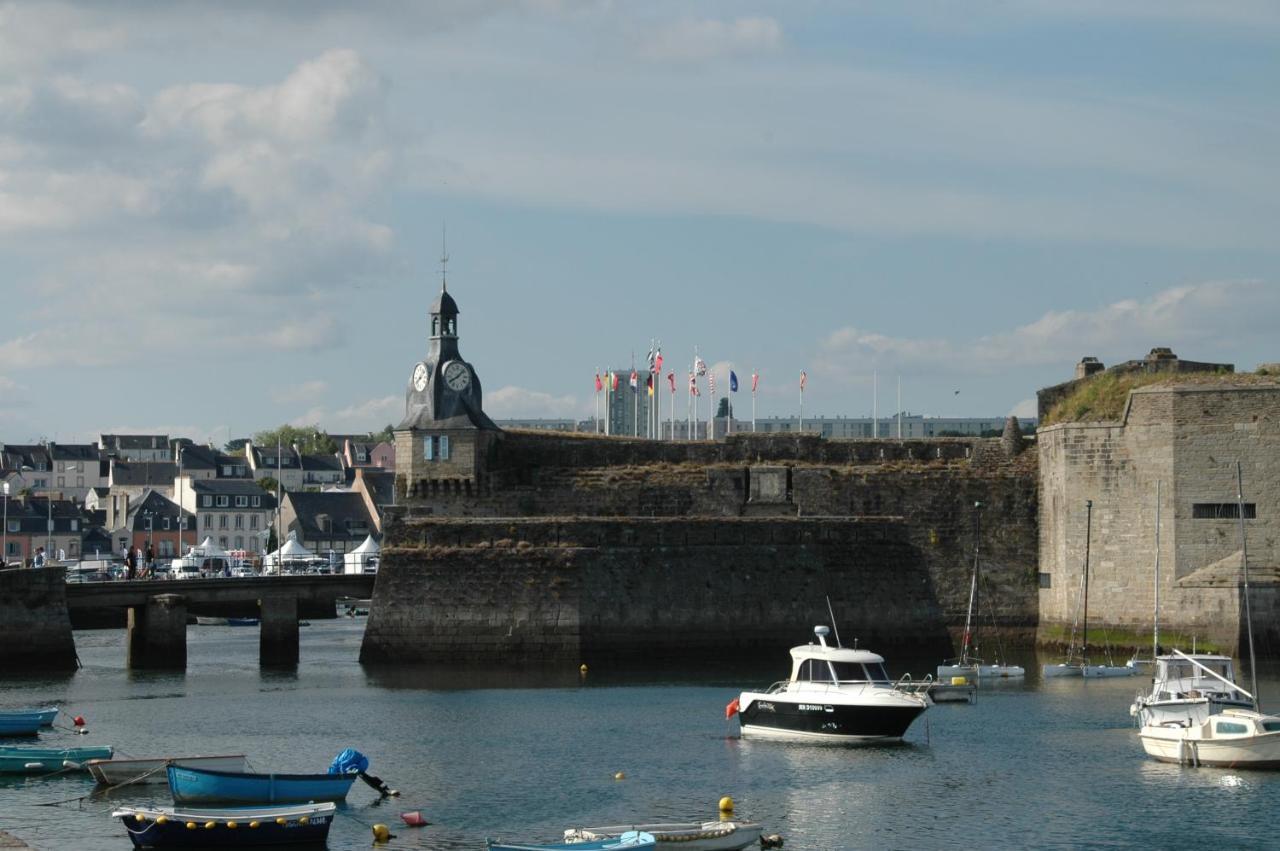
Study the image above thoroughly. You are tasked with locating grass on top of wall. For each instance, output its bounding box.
[1042,370,1277,426]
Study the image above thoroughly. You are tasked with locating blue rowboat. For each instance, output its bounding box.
[167,764,356,804]
[0,744,113,774]
[488,831,655,851]
[114,801,335,848]
[0,707,58,736]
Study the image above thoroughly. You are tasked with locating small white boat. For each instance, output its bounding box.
[1082,663,1135,678]
[1130,652,1252,727]
[565,821,762,851]
[87,754,248,786]
[1140,708,1280,768]
[1041,663,1083,678]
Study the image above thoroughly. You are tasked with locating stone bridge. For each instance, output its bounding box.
[1,567,374,672]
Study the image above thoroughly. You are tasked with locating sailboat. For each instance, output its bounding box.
[937,502,1025,680]
[1042,500,1133,678]
[1138,463,1280,768]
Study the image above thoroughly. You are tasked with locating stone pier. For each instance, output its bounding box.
[259,595,299,667]
[0,566,78,672]
[127,594,188,669]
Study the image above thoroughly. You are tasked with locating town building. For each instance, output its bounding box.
[173,478,277,555]
[280,491,379,561]
[113,489,194,559]
[100,434,172,462]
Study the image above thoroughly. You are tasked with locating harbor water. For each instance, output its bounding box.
[2,619,1278,850]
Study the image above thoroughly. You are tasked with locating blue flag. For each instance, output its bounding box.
[730,370,739,392]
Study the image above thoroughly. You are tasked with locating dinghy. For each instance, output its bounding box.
[88,754,248,786]
[114,801,335,848]
[565,821,762,850]
[167,764,356,804]
[0,744,113,774]
[489,830,654,850]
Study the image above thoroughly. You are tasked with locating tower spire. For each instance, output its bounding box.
[440,223,449,292]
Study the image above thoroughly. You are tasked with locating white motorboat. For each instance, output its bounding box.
[565,821,762,851]
[1140,708,1280,768]
[87,754,248,786]
[937,504,1025,681]
[729,625,931,743]
[1130,652,1253,727]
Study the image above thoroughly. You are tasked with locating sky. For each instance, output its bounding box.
[1,1,1278,446]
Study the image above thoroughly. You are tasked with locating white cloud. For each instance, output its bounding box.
[1010,398,1037,418]
[274,381,329,404]
[486,385,583,418]
[640,17,782,62]
[815,280,1279,383]
[260,316,344,352]
[289,395,400,433]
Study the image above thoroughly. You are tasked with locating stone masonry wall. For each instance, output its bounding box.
[0,566,78,671]
[360,517,953,664]
[1038,384,1280,654]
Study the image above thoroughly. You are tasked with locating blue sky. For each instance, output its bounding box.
[1,1,1278,445]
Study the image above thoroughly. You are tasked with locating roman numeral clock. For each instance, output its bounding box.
[395,281,500,499]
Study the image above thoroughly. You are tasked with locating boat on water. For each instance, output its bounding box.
[194,617,259,627]
[937,503,1025,681]
[1137,463,1280,769]
[729,624,931,743]
[87,754,248,786]
[1041,501,1133,679]
[168,764,356,804]
[113,801,335,848]
[490,830,654,851]
[564,821,761,851]
[0,744,113,774]
[0,707,57,727]
[0,708,57,736]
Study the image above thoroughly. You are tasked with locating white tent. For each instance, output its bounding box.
[263,531,317,571]
[343,535,380,575]
[196,536,230,558]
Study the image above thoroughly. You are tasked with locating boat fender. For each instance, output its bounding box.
[155,817,167,826]
[204,821,216,830]
[718,795,734,812]
[276,818,287,826]
[614,771,625,780]
[400,811,431,827]
[185,822,196,830]
[226,821,237,829]
[249,821,260,829]
[761,834,785,848]
[372,823,393,842]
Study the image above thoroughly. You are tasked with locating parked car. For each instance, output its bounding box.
[230,566,256,578]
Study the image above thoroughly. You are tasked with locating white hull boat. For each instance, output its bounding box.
[1041,663,1083,678]
[87,754,248,786]
[1140,709,1280,768]
[565,821,762,851]
[1130,652,1253,727]
[1082,664,1135,678]
[937,663,1026,680]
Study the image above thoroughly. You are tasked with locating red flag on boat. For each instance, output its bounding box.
[725,697,740,719]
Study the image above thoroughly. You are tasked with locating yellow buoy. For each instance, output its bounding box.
[185,822,196,830]
[719,796,735,812]
[299,817,309,825]
[226,821,237,829]
[372,823,391,842]
[580,663,588,674]
[614,771,625,780]
[135,813,146,822]
[204,821,216,830]
[155,816,168,826]
[249,821,260,829]
[276,817,287,826]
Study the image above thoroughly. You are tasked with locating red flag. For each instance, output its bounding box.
[595,373,603,393]
[655,350,664,373]
[689,372,700,396]
[751,371,759,393]
[667,371,676,392]
[612,372,620,391]
[800,370,807,390]
[629,369,639,390]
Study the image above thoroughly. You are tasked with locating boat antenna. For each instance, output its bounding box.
[1082,500,1092,667]
[825,595,843,648]
[1153,480,1161,662]
[1236,461,1260,713]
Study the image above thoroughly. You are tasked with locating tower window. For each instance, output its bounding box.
[1192,503,1256,519]
[432,317,439,336]
[424,435,451,462]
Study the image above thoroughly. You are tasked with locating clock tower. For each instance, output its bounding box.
[395,273,500,499]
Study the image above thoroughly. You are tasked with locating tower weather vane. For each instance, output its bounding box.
[440,223,449,290]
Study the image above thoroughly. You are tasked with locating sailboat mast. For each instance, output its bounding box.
[1153,481,1161,662]
[1236,461,1260,713]
[1082,500,1092,666]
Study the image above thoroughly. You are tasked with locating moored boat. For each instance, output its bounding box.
[490,830,654,851]
[0,744,113,774]
[0,715,47,736]
[565,821,761,850]
[0,707,58,727]
[1139,708,1280,768]
[87,754,248,786]
[167,764,356,804]
[729,625,931,743]
[1129,653,1252,728]
[113,801,335,848]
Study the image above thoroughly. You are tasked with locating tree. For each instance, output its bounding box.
[252,425,336,455]
[223,438,250,455]
[716,397,730,418]
[256,476,280,494]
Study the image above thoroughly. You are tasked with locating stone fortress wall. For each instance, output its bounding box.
[362,427,1041,663]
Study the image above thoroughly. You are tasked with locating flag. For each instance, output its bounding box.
[646,344,655,371]
[709,372,716,394]
[689,372,700,396]
[655,348,663,373]
[667,371,675,392]
[751,371,759,393]
[800,370,807,390]
[730,370,739,393]
[695,356,706,376]
[595,373,603,393]
[646,374,654,396]
[612,371,620,391]
[629,369,638,390]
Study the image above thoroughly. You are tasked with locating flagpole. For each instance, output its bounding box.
[670,374,675,442]
[595,368,600,434]
[800,375,805,432]
[752,370,757,433]
[897,374,902,439]
[728,364,733,435]
[873,369,878,438]
[604,372,610,436]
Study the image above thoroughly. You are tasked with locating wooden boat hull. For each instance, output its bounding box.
[168,764,355,804]
[566,822,761,851]
[489,830,654,850]
[113,802,335,848]
[0,745,113,774]
[88,755,248,786]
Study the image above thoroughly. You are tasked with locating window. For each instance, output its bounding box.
[250,515,258,530]
[204,514,212,528]
[235,536,244,548]
[216,495,229,507]
[160,541,174,557]
[6,521,18,533]
[424,437,433,460]
[252,495,261,507]
[219,536,228,548]
[1263,721,1280,733]
[235,495,248,507]
[1193,503,1256,519]
[222,465,234,476]
[219,514,228,529]
[202,495,213,507]
[1039,572,1052,589]
[1216,721,1249,735]
[70,519,78,531]
[57,476,65,487]
[77,476,84,487]
[69,542,78,557]
[424,435,451,461]
[234,514,243,529]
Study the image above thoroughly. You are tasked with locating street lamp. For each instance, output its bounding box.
[176,445,185,558]
[2,481,9,568]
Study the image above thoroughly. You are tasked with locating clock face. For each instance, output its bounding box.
[412,363,429,392]
[443,360,471,392]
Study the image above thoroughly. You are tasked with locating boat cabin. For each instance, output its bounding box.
[1151,654,1244,703]
[788,642,891,685]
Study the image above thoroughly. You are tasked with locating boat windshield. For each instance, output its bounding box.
[797,659,890,683]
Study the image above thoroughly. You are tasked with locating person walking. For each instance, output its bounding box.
[33,546,46,568]
[125,546,138,580]
[145,543,155,579]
